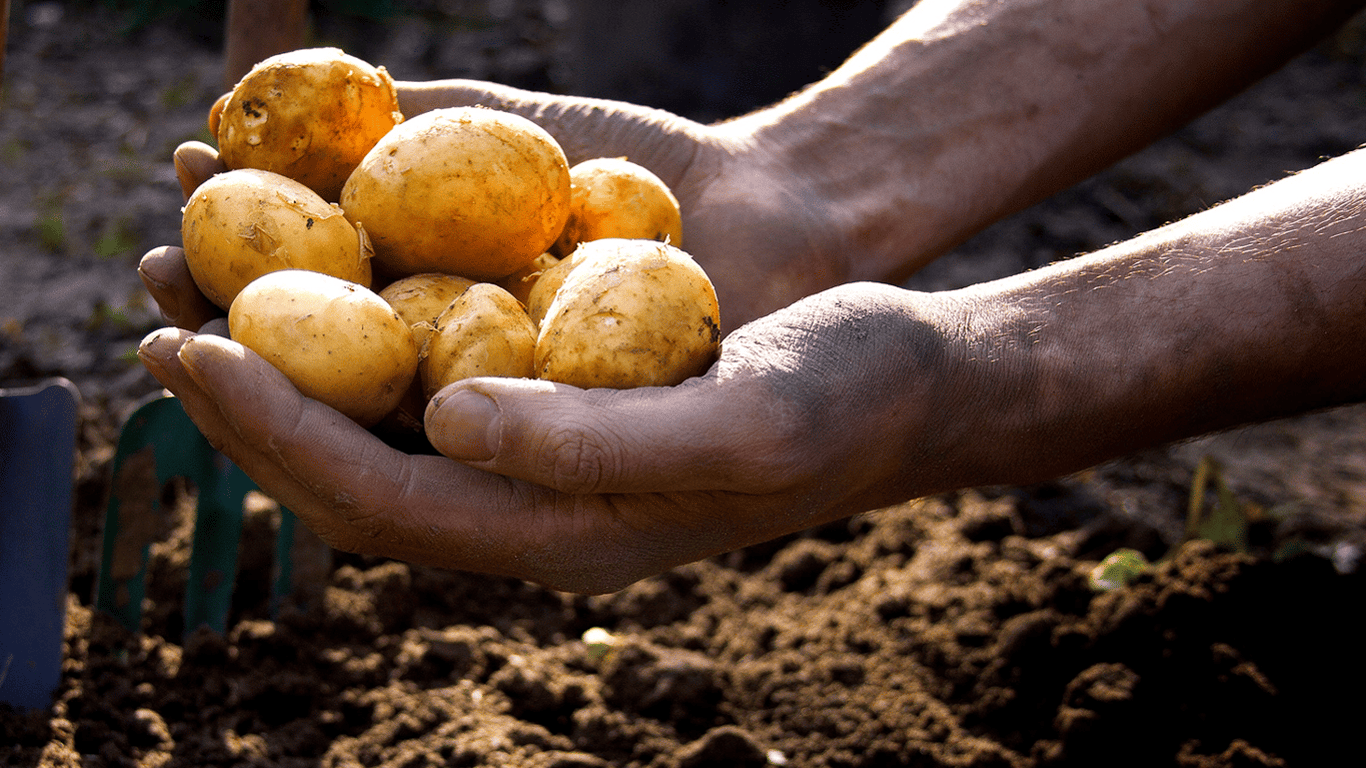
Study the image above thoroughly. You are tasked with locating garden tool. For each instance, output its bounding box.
[94,393,320,639]
[0,378,79,711]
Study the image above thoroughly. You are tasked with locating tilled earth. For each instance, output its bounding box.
[5,2,1366,766]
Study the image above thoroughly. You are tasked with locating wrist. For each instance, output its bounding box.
[943,148,1366,484]
[718,0,1362,290]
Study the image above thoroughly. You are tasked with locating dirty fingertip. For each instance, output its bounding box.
[175,334,239,388]
[138,326,189,360]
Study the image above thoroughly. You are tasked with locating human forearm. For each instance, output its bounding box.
[941,147,1366,487]
[732,0,1366,285]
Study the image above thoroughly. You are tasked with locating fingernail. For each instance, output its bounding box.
[428,390,500,461]
[136,330,173,376]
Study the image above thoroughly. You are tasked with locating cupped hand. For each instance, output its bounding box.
[138,282,989,593]
[135,82,955,593]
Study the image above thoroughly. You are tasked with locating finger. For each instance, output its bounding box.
[137,328,366,551]
[144,331,796,592]
[173,141,226,199]
[138,246,223,332]
[166,334,638,586]
[423,373,806,496]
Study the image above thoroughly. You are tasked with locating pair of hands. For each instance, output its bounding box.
[138,81,971,593]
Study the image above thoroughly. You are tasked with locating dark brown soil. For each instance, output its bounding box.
[5,2,1366,766]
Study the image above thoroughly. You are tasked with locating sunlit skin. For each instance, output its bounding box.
[139,0,1366,593]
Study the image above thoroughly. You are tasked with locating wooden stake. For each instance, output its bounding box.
[222,0,309,92]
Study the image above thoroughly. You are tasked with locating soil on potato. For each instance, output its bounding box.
[5,2,1366,767]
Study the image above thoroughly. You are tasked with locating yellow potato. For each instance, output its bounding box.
[182,168,372,310]
[218,47,403,202]
[551,157,683,257]
[229,270,418,428]
[378,272,478,348]
[422,283,537,398]
[375,273,478,437]
[496,252,559,308]
[535,239,720,389]
[525,248,588,327]
[340,107,571,282]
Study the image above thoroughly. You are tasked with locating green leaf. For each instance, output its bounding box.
[1088,548,1150,592]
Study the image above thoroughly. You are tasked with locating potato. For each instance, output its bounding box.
[496,252,560,308]
[218,47,403,202]
[228,270,418,428]
[374,273,477,436]
[525,246,590,327]
[551,157,682,257]
[182,168,372,310]
[378,272,478,348]
[535,239,720,389]
[340,107,571,282]
[422,284,537,398]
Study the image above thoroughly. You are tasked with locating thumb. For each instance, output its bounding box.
[424,376,791,495]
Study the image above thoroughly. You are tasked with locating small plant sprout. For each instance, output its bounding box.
[1184,455,1252,553]
[1088,548,1151,592]
[581,627,619,660]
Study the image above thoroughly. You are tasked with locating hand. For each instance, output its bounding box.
[135,85,936,594]
[138,282,991,593]
[138,142,227,333]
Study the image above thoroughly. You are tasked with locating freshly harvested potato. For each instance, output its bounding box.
[182,168,372,310]
[228,270,418,428]
[422,283,538,398]
[375,273,478,436]
[340,107,571,282]
[535,239,720,389]
[218,47,403,202]
[525,248,589,327]
[378,272,477,348]
[551,157,682,257]
[496,252,559,307]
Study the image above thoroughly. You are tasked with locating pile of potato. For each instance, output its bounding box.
[181,48,720,431]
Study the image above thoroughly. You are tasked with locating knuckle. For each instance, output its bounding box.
[538,423,621,494]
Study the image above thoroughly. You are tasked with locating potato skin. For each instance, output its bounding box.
[525,248,588,327]
[182,168,372,310]
[422,284,537,398]
[378,272,477,348]
[218,47,403,202]
[228,270,418,428]
[535,239,720,389]
[340,107,571,282]
[375,273,478,436]
[552,157,683,257]
[496,252,559,308]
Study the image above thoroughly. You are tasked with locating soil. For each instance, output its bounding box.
[5,2,1366,766]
